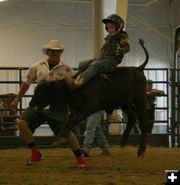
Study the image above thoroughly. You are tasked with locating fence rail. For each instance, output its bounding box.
[0,67,170,145]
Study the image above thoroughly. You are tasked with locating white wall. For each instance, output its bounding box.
[0,0,93,68]
[101,0,116,38]
[123,0,180,68]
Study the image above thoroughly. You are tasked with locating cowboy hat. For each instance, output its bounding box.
[42,40,64,55]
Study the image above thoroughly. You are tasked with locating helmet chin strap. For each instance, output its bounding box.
[116,23,124,32]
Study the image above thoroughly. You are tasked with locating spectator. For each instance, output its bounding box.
[146,79,164,133]
[81,111,110,157]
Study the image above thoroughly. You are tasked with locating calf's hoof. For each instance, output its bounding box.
[51,137,68,147]
[80,148,90,158]
[120,137,127,148]
[120,142,126,148]
[137,147,146,158]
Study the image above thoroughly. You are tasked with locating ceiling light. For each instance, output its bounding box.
[0,0,5,2]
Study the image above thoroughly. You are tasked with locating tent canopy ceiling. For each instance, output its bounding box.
[0,0,179,68]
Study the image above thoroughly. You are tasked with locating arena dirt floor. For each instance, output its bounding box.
[0,145,179,185]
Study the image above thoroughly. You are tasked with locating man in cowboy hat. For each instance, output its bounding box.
[11,40,86,167]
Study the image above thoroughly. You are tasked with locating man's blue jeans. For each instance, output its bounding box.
[83,111,109,152]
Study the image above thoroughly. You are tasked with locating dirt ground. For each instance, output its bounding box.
[0,145,179,185]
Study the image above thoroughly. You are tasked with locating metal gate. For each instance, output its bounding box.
[170,25,180,147]
[0,44,180,147]
[0,67,170,147]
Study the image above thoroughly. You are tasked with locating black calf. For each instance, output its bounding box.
[30,39,149,157]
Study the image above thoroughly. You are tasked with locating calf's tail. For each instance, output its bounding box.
[138,39,149,70]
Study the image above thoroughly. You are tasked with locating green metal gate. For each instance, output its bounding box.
[170,25,180,147]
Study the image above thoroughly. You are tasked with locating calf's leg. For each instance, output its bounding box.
[137,110,146,157]
[58,111,93,139]
[121,105,136,147]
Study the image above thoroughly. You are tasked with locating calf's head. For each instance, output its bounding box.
[29,79,70,111]
[29,80,53,110]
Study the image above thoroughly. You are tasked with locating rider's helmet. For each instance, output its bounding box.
[102,14,124,32]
